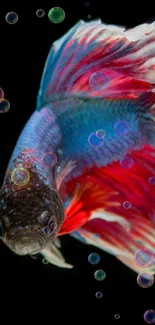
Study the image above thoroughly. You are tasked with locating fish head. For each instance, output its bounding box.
[0,169,64,256]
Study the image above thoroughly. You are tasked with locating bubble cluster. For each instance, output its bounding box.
[120,156,133,169]
[94,269,106,281]
[48,7,65,23]
[88,132,104,148]
[5,12,18,24]
[0,87,4,99]
[123,201,131,209]
[88,252,100,265]
[36,9,45,18]
[114,314,120,320]
[11,167,30,186]
[42,258,49,265]
[149,176,155,185]
[137,272,154,288]
[89,71,110,91]
[95,291,103,299]
[144,310,155,324]
[114,120,129,136]
[0,99,10,113]
[96,129,105,139]
[134,248,153,267]
[41,152,57,168]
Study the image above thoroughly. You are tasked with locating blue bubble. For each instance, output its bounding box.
[5,12,18,24]
[88,132,104,148]
[88,252,100,265]
[144,310,155,324]
[95,291,103,299]
[114,120,129,136]
[96,129,105,139]
[120,156,133,169]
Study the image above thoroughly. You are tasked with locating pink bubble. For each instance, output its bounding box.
[41,152,57,168]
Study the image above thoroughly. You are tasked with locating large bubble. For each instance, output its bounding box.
[88,252,100,265]
[5,12,18,24]
[48,7,65,24]
[144,310,155,324]
[137,272,154,288]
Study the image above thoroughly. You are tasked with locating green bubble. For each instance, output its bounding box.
[94,269,106,281]
[48,7,65,24]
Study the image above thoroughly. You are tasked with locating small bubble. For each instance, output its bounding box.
[88,253,100,265]
[149,177,155,185]
[144,310,155,324]
[93,233,100,240]
[48,7,65,24]
[42,258,49,265]
[94,269,106,281]
[88,132,104,148]
[36,9,45,18]
[0,87,4,99]
[41,152,57,168]
[134,248,153,267]
[95,291,103,299]
[120,156,133,169]
[114,120,129,136]
[87,15,91,19]
[11,167,30,187]
[114,314,120,320]
[5,12,18,24]
[137,272,154,288]
[0,99,10,113]
[123,201,131,209]
[58,149,63,155]
[85,2,90,6]
[89,71,110,91]
[96,129,105,139]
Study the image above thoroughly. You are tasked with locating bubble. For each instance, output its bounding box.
[120,156,133,169]
[5,12,18,24]
[42,258,49,265]
[95,291,103,299]
[137,272,154,288]
[123,201,131,209]
[149,177,155,185]
[93,233,100,240]
[11,167,30,186]
[41,152,57,168]
[0,88,4,99]
[94,269,106,281]
[114,314,120,320]
[88,253,100,265]
[87,15,91,19]
[88,132,104,148]
[144,310,155,324]
[89,71,110,91]
[58,149,63,155]
[85,2,90,6]
[96,129,105,139]
[0,99,10,113]
[134,248,153,267]
[48,7,65,24]
[36,9,45,18]
[114,120,129,136]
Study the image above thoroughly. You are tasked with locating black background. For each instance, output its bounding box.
[0,1,154,324]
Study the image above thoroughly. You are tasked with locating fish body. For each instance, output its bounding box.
[0,19,155,272]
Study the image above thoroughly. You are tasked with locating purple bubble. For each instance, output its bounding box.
[89,71,110,91]
[41,152,57,167]
[88,132,104,148]
[123,201,131,209]
[120,156,133,169]
[134,248,153,267]
[149,176,155,185]
[114,120,129,136]
[144,310,155,324]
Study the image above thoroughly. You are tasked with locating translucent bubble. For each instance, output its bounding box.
[88,253,100,265]
[149,177,155,185]
[114,120,129,135]
[48,7,65,24]
[0,99,10,113]
[11,167,30,186]
[87,15,91,19]
[114,314,120,319]
[95,291,103,299]
[89,71,110,91]
[88,132,104,148]
[36,9,45,18]
[134,248,153,267]
[120,156,133,169]
[123,201,131,209]
[0,87,4,99]
[5,12,18,24]
[42,258,49,265]
[41,152,57,168]
[58,149,63,155]
[94,269,106,281]
[85,2,90,6]
[96,129,105,139]
[144,310,155,324]
[93,233,100,240]
[137,272,154,288]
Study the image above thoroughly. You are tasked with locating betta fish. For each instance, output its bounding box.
[0,19,155,274]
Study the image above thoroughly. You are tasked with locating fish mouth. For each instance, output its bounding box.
[8,231,46,255]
